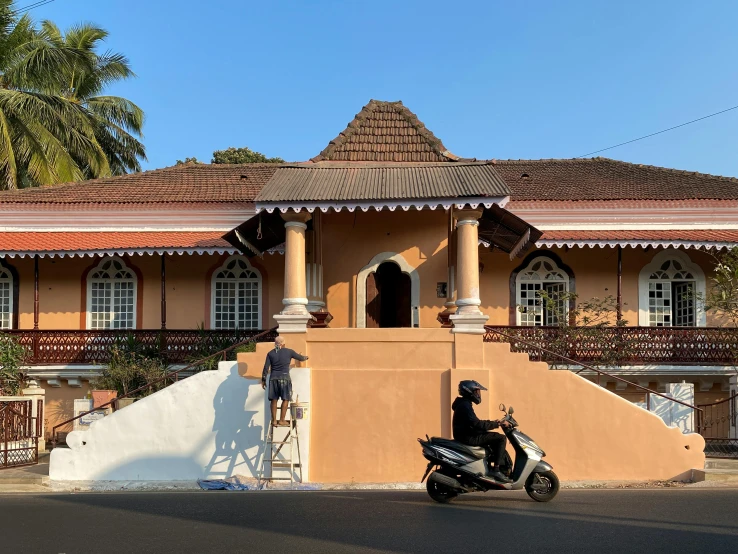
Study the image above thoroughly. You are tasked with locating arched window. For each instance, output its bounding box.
[0,265,12,330]
[639,250,706,327]
[87,257,137,330]
[211,256,262,330]
[516,256,569,326]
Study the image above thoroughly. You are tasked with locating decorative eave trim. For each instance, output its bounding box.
[0,246,286,258]
[255,196,510,214]
[535,239,738,250]
[0,247,239,258]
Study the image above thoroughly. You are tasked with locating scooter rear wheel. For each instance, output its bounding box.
[525,470,560,502]
[426,476,458,503]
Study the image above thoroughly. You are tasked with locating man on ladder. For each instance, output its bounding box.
[261,336,308,426]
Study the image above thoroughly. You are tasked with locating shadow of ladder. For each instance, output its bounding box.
[258,418,302,488]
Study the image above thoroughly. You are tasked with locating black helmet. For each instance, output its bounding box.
[458,380,487,405]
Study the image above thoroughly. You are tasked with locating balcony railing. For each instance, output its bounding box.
[4,329,278,366]
[483,326,738,366]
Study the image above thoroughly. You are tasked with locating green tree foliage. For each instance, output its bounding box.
[705,247,738,326]
[0,1,145,189]
[175,157,202,165]
[211,146,283,164]
[38,22,146,176]
[0,332,28,395]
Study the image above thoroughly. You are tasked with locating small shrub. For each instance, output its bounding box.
[0,333,28,396]
[92,346,169,397]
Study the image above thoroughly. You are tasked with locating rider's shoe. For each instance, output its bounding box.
[490,470,512,484]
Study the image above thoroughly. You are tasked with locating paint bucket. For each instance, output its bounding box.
[290,402,309,420]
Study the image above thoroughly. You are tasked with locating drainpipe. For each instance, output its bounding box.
[616,246,623,323]
[160,253,167,330]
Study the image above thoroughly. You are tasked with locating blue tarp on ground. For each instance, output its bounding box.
[198,479,252,491]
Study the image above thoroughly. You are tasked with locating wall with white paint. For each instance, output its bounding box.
[49,362,311,482]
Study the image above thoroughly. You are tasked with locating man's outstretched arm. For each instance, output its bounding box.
[289,349,308,362]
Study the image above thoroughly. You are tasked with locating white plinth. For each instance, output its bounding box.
[449,313,489,334]
[274,313,314,334]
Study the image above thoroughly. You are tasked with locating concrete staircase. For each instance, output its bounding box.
[701,458,738,483]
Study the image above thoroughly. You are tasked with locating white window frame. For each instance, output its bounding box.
[210,255,262,330]
[86,256,137,330]
[0,265,13,330]
[638,249,706,327]
[515,256,570,326]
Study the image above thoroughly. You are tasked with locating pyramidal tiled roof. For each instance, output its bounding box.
[311,100,459,162]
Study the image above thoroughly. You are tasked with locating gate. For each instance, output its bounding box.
[0,398,42,469]
[697,393,738,459]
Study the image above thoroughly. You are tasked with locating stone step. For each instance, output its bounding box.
[701,468,738,482]
[704,458,738,470]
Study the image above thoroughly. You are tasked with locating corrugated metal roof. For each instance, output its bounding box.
[255,162,510,204]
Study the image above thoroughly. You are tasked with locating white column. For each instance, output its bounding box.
[450,208,488,334]
[274,211,313,333]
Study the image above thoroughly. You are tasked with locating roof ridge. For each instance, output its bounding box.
[311,100,458,162]
[494,157,738,182]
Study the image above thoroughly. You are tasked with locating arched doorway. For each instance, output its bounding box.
[366,262,411,328]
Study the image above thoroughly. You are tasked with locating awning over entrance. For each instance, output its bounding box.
[254,161,511,213]
[222,210,290,257]
[478,205,543,259]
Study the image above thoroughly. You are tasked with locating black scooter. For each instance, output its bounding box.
[418,404,559,503]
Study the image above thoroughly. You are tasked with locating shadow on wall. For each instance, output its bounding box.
[206,366,263,478]
[91,365,264,481]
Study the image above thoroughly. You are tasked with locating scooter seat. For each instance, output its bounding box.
[430,437,487,459]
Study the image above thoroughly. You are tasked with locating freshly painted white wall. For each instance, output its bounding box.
[49,362,311,482]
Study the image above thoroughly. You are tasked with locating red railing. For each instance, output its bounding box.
[5,329,277,365]
[1,398,41,469]
[484,326,738,365]
[484,326,702,428]
[51,327,277,447]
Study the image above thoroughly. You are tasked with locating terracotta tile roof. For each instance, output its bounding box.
[256,162,509,206]
[0,164,278,206]
[539,229,738,243]
[311,100,459,163]
[0,231,232,252]
[495,158,738,201]
[508,199,738,210]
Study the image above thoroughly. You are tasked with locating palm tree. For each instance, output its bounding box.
[0,1,102,188]
[38,22,146,176]
[0,2,145,189]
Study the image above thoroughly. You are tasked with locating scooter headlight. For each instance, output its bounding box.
[517,436,545,456]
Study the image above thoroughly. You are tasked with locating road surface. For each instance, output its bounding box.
[1,488,736,553]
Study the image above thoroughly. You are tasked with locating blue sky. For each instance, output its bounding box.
[33,0,738,175]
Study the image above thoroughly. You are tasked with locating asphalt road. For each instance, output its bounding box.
[1,488,737,553]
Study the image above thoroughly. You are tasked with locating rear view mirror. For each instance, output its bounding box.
[499,403,506,412]
[508,407,514,415]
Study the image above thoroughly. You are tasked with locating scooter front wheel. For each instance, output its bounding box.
[525,470,560,502]
[426,475,458,503]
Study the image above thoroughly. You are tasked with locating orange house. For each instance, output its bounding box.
[0,100,735,465]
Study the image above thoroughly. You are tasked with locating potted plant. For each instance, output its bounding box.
[91,347,168,410]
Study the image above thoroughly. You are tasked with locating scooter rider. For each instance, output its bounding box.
[452,380,512,483]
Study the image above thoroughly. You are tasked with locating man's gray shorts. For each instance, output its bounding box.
[268,378,292,401]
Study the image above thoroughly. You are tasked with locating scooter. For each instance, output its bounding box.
[418,404,559,503]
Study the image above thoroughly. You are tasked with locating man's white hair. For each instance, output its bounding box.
[275,336,286,346]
